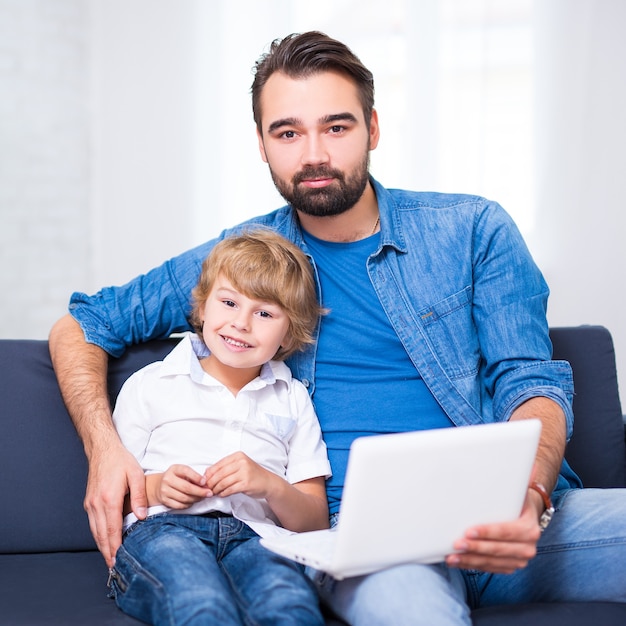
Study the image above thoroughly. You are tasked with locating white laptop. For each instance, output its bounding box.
[261,419,541,580]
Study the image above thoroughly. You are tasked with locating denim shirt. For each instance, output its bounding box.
[70,178,577,486]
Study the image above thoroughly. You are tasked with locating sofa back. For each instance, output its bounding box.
[0,327,624,555]
[551,326,626,487]
[0,338,177,554]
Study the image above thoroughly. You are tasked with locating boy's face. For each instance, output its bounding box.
[256,70,379,217]
[200,274,291,373]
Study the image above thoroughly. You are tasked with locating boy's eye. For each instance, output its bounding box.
[258,310,273,319]
[223,300,236,308]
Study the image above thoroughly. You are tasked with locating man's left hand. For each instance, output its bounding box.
[445,491,543,574]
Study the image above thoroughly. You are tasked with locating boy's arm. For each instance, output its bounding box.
[49,314,148,567]
[204,452,329,532]
[267,475,329,532]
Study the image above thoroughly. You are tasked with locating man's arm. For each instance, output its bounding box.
[447,396,566,573]
[510,396,567,492]
[49,314,147,567]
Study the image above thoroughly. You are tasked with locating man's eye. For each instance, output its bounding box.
[329,125,344,133]
[281,130,296,139]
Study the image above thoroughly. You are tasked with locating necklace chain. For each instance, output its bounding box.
[370,215,380,235]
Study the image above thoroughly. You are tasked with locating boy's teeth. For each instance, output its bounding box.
[225,337,249,348]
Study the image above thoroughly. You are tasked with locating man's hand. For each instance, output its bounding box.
[446,489,543,574]
[446,401,567,574]
[84,441,147,568]
[49,315,149,568]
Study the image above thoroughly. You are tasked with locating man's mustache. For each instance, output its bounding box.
[293,167,345,185]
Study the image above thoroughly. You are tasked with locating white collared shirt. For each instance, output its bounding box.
[113,333,331,537]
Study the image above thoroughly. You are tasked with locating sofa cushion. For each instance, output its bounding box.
[0,551,143,625]
[471,601,626,625]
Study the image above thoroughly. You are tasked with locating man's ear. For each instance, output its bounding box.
[257,128,268,163]
[369,108,380,151]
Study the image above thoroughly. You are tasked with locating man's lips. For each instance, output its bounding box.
[299,177,335,189]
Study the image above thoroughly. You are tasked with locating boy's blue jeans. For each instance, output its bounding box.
[108,513,324,626]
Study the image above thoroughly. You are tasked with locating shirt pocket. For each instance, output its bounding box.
[418,286,480,380]
[262,413,297,441]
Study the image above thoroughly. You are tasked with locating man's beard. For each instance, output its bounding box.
[269,154,370,217]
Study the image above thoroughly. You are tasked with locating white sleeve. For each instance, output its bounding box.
[284,380,332,485]
[111,368,153,464]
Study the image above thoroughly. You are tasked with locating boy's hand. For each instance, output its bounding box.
[148,464,213,509]
[204,451,274,499]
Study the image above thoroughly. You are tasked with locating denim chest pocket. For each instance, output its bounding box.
[417,286,480,379]
[262,413,297,440]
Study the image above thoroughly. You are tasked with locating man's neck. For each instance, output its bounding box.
[296,182,379,243]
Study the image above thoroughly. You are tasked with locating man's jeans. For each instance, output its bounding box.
[109,513,324,626]
[312,489,626,626]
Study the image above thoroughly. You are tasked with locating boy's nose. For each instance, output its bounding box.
[231,310,251,331]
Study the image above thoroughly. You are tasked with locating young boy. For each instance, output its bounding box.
[108,229,331,626]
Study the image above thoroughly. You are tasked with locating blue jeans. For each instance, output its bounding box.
[312,489,626,626]
[109,513,324,626]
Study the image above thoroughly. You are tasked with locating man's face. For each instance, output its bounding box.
[257,71,379,217]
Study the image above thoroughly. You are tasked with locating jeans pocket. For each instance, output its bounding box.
[109,544,170,624]
[107,566,127,598]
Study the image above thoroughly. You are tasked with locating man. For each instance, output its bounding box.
[50,31,626,625]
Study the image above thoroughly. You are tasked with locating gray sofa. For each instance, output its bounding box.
[1,326,625,625]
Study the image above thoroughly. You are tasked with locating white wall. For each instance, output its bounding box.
[0,0,90,334]
[88,0,197,288]
[530,0,626,396]
[1,0,625,397]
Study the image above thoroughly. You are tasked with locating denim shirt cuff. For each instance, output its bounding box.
[494,361,575,440]
[69,292,127,358]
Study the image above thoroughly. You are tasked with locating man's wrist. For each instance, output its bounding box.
[528,481,555,531]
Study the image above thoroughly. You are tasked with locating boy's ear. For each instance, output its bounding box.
[276,334,295,358]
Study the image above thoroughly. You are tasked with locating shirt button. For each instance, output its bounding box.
[302,379,310,388]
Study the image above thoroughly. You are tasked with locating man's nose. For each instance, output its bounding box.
[301,135,329,167]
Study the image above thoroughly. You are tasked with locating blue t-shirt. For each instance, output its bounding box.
[303,231,453,514]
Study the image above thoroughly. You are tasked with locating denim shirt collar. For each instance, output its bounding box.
[370,177,408,254]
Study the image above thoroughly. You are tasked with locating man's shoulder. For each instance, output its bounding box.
[221,205,296,237]
[385,187,490,211]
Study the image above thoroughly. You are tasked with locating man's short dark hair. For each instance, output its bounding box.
[251,31,375,134]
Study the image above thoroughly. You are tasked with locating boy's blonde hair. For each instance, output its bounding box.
[191,229,325,361]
